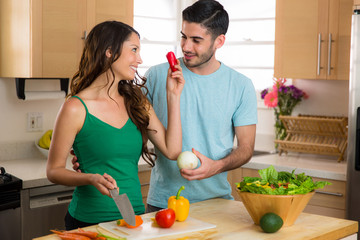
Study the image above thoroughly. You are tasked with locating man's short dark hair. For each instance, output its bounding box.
[182,0,229,38]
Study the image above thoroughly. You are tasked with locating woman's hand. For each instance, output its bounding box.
[90,173,118,197]
[166,60,185,97]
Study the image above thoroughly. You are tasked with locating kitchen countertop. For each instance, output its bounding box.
[34,198,358,240]
[244,152,347,181]
[0,151,346,189]
[0,155,151,189]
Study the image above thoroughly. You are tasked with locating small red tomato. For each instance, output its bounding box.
[155,208,176,228]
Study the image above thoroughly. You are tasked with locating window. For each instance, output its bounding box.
[133,0,184,75]
[216,0,275,90]
[134,0,275,90]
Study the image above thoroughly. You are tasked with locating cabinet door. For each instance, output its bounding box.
[355,0,360,7]
[0,0,32,77]
[40,0,134,78]
[86,0,133,29]
[39,0,86,78]
[328,0,353,80]
[274,0,319,79]
[274,0,352,80]
[0,0,133,79]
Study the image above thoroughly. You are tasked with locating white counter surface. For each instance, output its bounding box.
[0,156,151,189]
[0,150,347,190]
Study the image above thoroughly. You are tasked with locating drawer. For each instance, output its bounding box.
[242,168,260,178]
[308,177,346,210]
[141,184,150,197]
[304,205,346,219]
[138,170,151,207]
[138,170,151,184]
[141,184,150,207]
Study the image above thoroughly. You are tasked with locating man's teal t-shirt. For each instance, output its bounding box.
[145,58,258,208]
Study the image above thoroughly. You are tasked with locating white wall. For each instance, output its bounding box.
[0,78,64,143]
[0,77,350,153]
[293,79,349,117]
[255,78,349,151]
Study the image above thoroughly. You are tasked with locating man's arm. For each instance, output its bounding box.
[217,124,256,172]
[180,124,256,181]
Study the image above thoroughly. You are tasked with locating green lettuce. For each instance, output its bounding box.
[236,165,331,195]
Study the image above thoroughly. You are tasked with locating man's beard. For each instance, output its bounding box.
[183,44,215,68]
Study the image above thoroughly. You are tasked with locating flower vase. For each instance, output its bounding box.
[274,108,292,150]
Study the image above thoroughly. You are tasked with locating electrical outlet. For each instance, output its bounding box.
[27,112,43,132]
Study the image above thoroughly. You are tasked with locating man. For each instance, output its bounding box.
[72,0,257,212]
[144,0,257,212]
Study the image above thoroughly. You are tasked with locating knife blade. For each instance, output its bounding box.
[109,188,136,226]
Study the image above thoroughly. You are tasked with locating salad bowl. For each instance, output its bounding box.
[237,189,314,227]
[236,165,330,227]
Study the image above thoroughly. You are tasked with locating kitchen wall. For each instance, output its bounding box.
[0,76,350,158]
[0,78,65,160]
[254,78,349,152]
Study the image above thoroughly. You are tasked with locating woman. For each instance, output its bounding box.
[46,21,184,230]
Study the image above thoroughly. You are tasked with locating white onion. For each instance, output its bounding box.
[177,151,199,170]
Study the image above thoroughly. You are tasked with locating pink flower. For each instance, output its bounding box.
[273,78,286,90]
[303,91,309,99]
[264,90,278,108]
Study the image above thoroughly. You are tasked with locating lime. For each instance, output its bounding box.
[259,212,283,233]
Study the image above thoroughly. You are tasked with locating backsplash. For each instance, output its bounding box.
[0,77,350,159]
[0,141,44,161]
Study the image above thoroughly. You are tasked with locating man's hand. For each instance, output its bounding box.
[179,148,221,181]
[70,149,81,173]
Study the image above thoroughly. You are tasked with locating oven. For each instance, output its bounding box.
[0,167,22,240]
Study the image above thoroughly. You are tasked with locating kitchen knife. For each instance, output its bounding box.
[109,188,136,226]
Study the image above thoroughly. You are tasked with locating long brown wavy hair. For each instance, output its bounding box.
[68,21,156,167]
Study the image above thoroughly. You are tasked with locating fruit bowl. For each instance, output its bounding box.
[237,189,315,227]
[35,140,49,158]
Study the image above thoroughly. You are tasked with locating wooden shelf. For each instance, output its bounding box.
[275,115,348,162]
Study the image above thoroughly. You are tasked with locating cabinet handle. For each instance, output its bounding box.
[327,33,333,75]
[317,33,322,75]
[81,31,87,40]
[315,190,343,197]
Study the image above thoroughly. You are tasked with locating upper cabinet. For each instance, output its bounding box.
[274,0,353,80]
[355,0,360,8]
[0,0,133,79]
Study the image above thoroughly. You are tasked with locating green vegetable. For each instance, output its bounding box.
[236,165,331,195]
[260,212,283,233]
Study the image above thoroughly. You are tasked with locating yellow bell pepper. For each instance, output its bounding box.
[168,186,189,222]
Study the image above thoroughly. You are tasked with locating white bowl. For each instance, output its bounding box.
[35,140,49,158]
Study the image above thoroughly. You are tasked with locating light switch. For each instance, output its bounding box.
[27,112,43,132]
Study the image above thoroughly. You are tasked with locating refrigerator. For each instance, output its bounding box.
[346,8,360,232]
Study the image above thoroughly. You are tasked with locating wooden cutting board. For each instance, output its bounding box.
[99,216,216,239]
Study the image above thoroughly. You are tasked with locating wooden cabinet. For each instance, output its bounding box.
[274,0,353,80]
[138,170,151,207]
[355,0,360,8]
[228,167,244,201]
[304,177,346,219]
[228,167,346,219]
[0,0,133,79]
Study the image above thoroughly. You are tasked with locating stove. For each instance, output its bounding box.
[0,166,22,240]
[0,167,22,210]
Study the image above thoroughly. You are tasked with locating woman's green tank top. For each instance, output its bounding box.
[68,96,144,223]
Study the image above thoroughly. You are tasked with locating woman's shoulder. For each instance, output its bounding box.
[60,95,87,117]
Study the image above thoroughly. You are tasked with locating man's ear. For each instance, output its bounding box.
[105,49,112,58]
[215,34,225,49]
